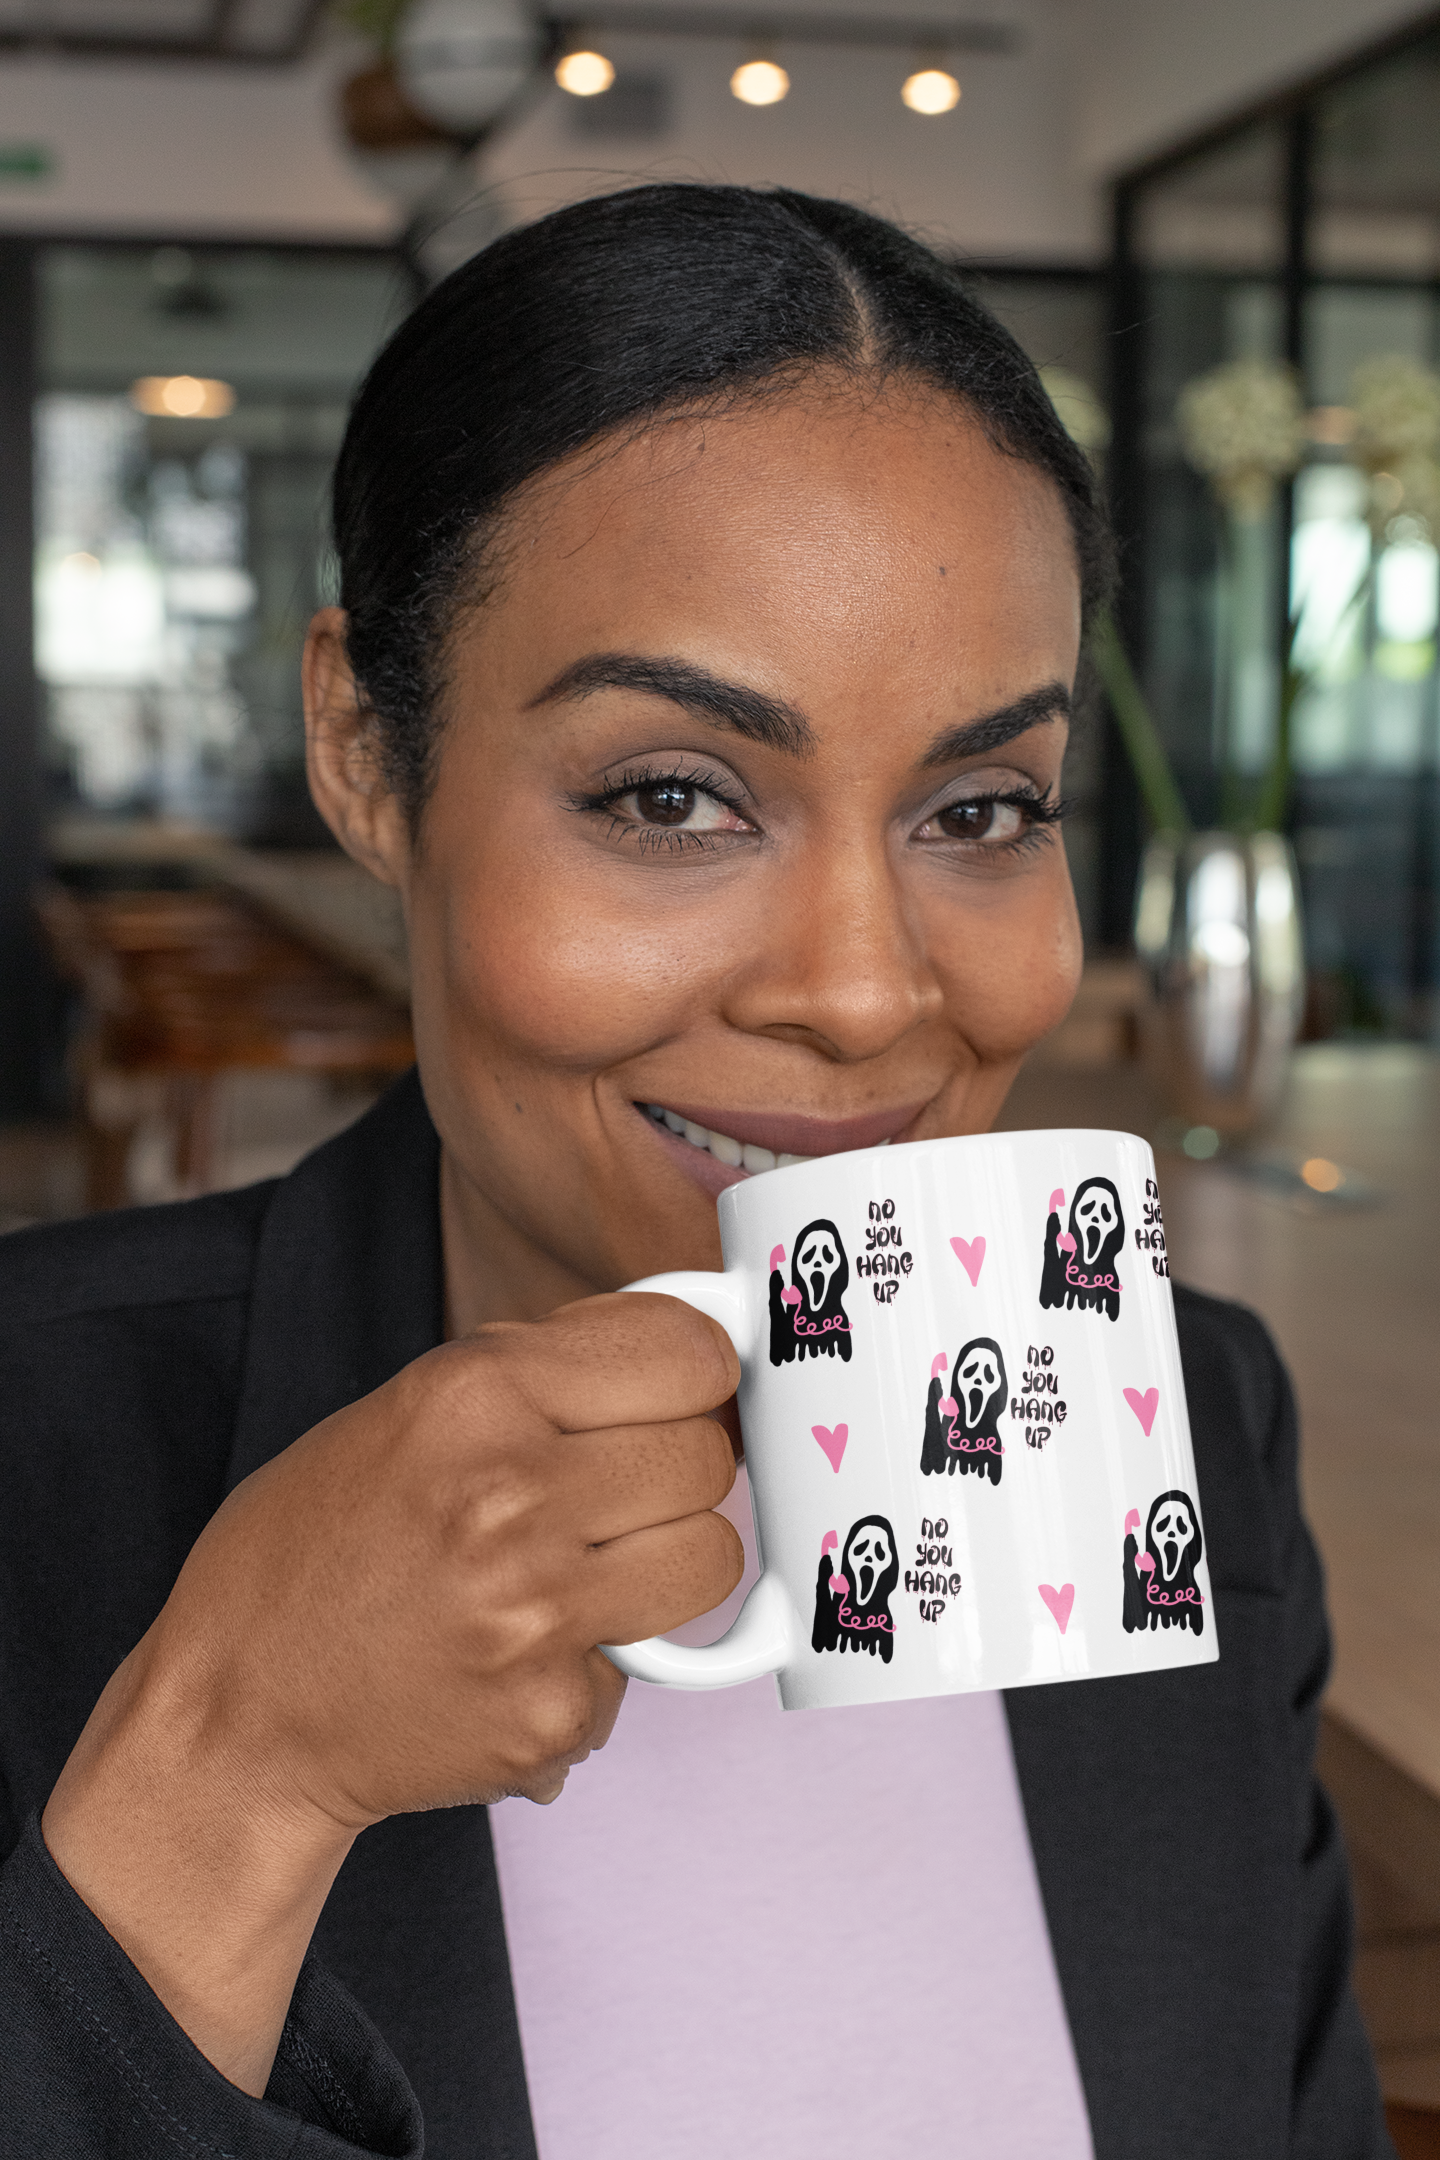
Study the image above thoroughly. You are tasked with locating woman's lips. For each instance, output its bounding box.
[641,1116,751,1197]
[635,1097,928,1196]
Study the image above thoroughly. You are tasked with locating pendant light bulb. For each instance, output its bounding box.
[731,57,789,104]
[902,65,960,114]
[555,47,614,94]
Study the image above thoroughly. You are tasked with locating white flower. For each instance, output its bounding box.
[1349,355,1440,470]
[1176,358,1306,518]
[1343,358,1440,537]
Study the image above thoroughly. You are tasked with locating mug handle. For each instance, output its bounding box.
[602,1269,795,1690]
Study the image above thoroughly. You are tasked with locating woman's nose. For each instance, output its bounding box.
[724,835,944,1062]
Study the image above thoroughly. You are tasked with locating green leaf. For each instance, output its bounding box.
[1089,612,1191,836]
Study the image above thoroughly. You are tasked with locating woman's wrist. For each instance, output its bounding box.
[42,1631,359,2098]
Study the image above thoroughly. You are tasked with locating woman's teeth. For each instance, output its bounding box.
[641,1103,812,1174]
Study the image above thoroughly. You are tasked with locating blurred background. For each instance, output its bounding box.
[1,0,1439,2145]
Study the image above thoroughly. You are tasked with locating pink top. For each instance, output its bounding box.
[490,1472,1094,2160]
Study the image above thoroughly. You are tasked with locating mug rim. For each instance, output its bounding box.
[724,1124,1148,1201]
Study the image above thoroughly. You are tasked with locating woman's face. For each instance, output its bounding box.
[310,383,1083,1317]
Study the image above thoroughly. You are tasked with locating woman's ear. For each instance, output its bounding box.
[302,607,412,890]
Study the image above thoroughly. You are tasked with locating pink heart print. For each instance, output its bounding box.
[812,1423,849,1473]
[1124,1386,1160,1436]
[1039,1582,1075,1634]
[950,1235,986,1287]
[821,1530,839,1556]
[769,1244,786,1273]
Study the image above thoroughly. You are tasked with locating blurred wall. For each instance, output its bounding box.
[0,54,391,240]
[0,2,1095,259]
[1075,0,1433,175]
[0,0,1432,257]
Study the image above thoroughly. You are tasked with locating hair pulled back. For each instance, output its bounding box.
[333,182,1113,812]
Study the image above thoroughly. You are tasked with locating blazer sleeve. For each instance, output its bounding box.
[0,1814,423,2159]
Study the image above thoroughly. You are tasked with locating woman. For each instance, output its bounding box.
[0,185,1389,2158]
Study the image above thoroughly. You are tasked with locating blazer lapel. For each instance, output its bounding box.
[227,1067,445,1489]
[229,1071,537,2160]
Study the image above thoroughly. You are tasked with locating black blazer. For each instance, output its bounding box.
[0,1074,1392,2159]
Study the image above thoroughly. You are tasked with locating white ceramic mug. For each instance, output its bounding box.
[606,1128,1218,1711]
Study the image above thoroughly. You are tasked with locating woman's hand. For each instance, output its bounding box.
[42,1291,741,2096]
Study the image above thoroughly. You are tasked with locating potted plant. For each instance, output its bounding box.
[1092,360,1319,1138]
[1093,604,1308,1143]
[1089,348,1440,1137]
[337,0,449,153]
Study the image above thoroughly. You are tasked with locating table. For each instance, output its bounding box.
[47,819,411,1004]
[36,883,414,1207]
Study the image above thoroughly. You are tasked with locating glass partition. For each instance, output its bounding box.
[1113,24,1440,1036]
[35,245,406,842]
[1128,122,1290,832]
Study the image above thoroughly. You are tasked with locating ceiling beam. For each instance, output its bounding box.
[544,9,1020,51]
[0,0,1020,64]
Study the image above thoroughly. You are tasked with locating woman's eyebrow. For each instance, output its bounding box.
[920,682,1072,767]
[525,652,815,756]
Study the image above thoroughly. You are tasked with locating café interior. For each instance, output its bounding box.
[1,0,1439,2145]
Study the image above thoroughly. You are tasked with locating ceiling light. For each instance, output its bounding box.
[902,65,960,114]
[129,376,236,419]
[731,58,788,104]
[555,47,614,94]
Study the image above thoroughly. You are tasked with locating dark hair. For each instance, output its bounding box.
[333,182,1114,813]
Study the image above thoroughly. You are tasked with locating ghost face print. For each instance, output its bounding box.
[1040,1177,1125,1322]
[811,1514,898,1662]
[797,1224,842,1311]
[1122,1489,1205,1635]
[1074,1182,1120,1267]
[922,1337,1007,1484]
[769,1218,853,1365]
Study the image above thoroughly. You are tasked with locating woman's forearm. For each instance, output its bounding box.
[42,1632,357,2097]
[39,1292,741,2098]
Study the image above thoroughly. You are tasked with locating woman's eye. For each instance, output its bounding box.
[616,779,748,832]
[920,796,1029,844]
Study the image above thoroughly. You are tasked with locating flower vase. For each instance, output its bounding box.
[1133,830,1305,1138]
